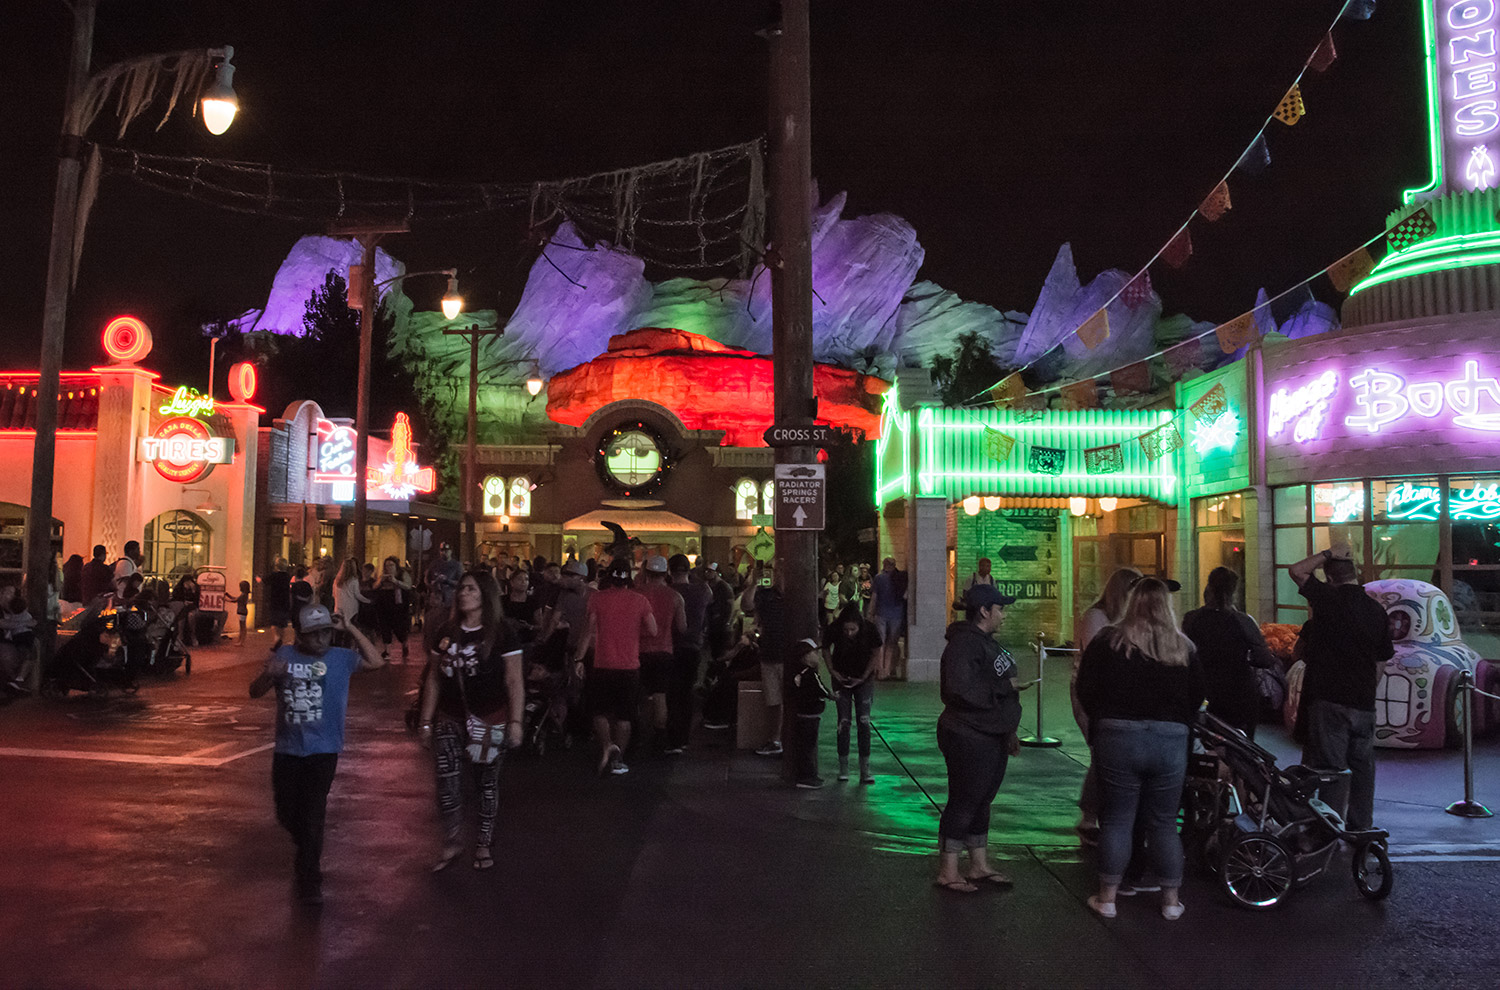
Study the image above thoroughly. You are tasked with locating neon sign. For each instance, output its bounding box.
[1268,371,1338,444]
[158,386,215,419]
[138,416,234,482]
[1345,360,1500,433]
[103,315,153,364]
[1190,407,1241,456]
[313,419,358,502]
[368,412,436,500]
[1315,485,1365,524]
[227,361,258,403]
[1387,480,1500,520]
[1409,0,1500,199]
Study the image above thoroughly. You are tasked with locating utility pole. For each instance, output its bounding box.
[332,222,407,568]
[767,0,817,783]
[25,0,97,690]
[443,323,503,564]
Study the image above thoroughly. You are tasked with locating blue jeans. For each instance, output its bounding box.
[834,678,874,760]
[1301,699,1376,830]
[1093,718,1188,888]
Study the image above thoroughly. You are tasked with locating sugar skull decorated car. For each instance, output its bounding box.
[1285,579,1480,749]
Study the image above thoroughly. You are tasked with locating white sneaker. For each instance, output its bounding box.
[754,741,783,756]
[1162,902,1185,921]
[1087,895,1116,919]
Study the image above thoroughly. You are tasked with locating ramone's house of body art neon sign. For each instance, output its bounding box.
[1387,480,1500,520]
[1267,371,1339,444]
[1345,359,1500,433]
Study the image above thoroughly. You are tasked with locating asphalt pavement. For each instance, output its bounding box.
[2,632,1500,989]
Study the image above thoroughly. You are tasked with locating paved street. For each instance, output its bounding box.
[3,634,1500,989]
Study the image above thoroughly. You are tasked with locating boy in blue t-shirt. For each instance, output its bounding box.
[250,602,386,905]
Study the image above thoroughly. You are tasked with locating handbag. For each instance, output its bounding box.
[456,664,507,764]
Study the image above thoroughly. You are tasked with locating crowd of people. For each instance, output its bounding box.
[245,540,1391,917]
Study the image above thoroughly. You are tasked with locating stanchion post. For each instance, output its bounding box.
[1446,669,1492,819]
[1019,631,1061,748]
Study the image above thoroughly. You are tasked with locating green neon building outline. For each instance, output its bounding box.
[1402,0,1444,205]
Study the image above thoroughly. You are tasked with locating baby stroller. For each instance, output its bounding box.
[699,638,761,730]
[44,598,154,696]
[521,667,573,757]
[1182,711,1393,910]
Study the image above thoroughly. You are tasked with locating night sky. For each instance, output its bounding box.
[0,1,1425,400]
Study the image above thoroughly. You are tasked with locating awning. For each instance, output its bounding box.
[564,508,701,534]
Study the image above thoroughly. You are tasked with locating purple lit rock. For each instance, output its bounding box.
[226,236,407,336]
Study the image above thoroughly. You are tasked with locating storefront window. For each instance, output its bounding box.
[1452,476,1500,658]
[1193,494,1246,604]
[761,479,775,517]
[144,510,211,582]
[1274,485,1307,525]
[509,476,532,518]
[735,479,758,521]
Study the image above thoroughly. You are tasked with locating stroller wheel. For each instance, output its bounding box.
[1351,839,1393,901]
[1220,832,1294,910]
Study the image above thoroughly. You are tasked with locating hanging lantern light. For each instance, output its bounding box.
[1069,497,1089,517]
[441,272,463,320]
[1098,497,1118,512]
[962,495,982,516]
[982,496,1002,512]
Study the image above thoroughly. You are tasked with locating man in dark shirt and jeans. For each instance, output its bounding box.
[1289,545,1395,831]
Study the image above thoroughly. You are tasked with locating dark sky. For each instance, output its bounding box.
[0,1,1425,393]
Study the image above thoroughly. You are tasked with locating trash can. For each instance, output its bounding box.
[735,680,772,750]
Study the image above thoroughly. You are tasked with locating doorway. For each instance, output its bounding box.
[1072,532,1164,634]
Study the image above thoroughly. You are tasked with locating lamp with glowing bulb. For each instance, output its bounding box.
[183,488,220,516]
[440,272,463,320]
[526,363,544,396]
[1098,497,1118,513]
[199,47,239,136]
[1069,497,1089,517]
[982,496,1001,512]
[962,495,982,516]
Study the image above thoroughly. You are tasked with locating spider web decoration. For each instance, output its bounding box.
[94,139,767,278]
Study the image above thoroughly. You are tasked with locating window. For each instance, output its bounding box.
[604,429,662,487]
[1452,476,1500,659]
[508,476,532,518]
[761,479,776,517]
[482,475,507,516]
[735,479,759,521]
[1194,493,1246,604]
[143,510,211,582]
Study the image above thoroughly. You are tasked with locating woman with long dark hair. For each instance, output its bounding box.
[373,556,413,660]
[1071,566,1142,843]
[1182,567,1276,739]
[417,571,524,872]
[1078,578,1205,920]
[933,584,1028,893]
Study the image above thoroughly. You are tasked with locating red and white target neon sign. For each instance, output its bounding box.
[138,416,235,483]
[227,361,258,403]
[103,315,153,364]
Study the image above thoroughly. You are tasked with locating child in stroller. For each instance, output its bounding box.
[45,577,189,695]
[699,637,762,731]
[519,625,575,756]
[1183,710,1393,909]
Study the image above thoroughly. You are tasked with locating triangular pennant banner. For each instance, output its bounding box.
[1199,182,1232,222]
[1060,379,1099,410]
[1342,0,1376,21]
[1122,271,1153,309]
[1111,361,1152,394]
[1190,383,1229,423]
[1138,421,1185,462]
[990,374,1027,409]
[1163,228,1193,269]
[1310,32,1337,72]
[1236,133,1272,177]
[1215,312,1259,354]
[1084,444,1124,475]
[1027,445,1066,476]
[1387,207,1437,252]
[1274,84,1306,126]
[1328,246,1377,293]
[1075,308,1110,350]
[983,427,1016,463]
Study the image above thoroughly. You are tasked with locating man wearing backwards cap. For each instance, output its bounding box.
[250,602,387,906]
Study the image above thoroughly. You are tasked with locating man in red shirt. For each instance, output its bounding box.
[637,555,686,754]
[574,558,658,775]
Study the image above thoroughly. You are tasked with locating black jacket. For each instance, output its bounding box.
[938,621,1022,737]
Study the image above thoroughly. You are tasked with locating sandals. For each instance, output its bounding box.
[933,878,979,894]
[967,872,1013,887]
[473,848,494,871]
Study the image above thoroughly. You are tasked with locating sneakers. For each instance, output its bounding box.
[1117,882,1161,897]
[663,746,686,756]
[837,762,850,782]
[860,769,876,785]
[754,741,783,756]
[1086,895,1115,919]
[599,744,621,776]
[795,776,824,789]
[1162,902,1186,921]
[610,761,630,775]
[701,721,729,731]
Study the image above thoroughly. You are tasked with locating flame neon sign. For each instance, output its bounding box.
[368,412,436,500]
[1387,481,1500,520]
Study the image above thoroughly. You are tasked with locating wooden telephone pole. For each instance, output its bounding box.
[767,0,818,782]
[443,323,503,564]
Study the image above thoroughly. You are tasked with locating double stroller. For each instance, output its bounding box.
[44,595,189,696]
[1181,711,1393,909]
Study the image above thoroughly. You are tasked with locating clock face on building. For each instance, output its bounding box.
[596,422,670,495]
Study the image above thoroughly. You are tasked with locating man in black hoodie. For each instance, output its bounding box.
[934,584,1028,893]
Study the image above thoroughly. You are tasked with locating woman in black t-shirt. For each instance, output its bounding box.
[1077,578,1205,922]
[1181,567,1276,739]
[823,604,882,783]
[418,571,524,872]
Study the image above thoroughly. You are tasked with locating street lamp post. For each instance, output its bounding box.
[25,0,238,687]
[443,321,504,565]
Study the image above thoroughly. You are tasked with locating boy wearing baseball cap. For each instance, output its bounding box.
[789,637,833,788]
[250,602,387,905]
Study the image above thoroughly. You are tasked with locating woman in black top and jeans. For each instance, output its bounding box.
[418,571,524,873]
[1078,578,1206,920]
[1181,567,1276,739]
[933,585,1030,893]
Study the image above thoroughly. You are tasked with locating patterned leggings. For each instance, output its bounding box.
[434,719,504,847]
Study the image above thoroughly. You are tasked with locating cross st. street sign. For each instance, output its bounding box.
[762,424,843,448]
[773,463,826,530]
